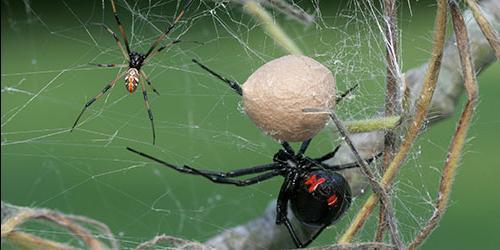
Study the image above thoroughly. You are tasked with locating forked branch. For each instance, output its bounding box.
[464,0,500,58]
[408,1,478,248]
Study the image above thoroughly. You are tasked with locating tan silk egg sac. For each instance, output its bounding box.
[242,55,335,142]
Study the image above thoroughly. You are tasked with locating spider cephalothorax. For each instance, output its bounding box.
[128,52,145,69]
[70,0,193,145]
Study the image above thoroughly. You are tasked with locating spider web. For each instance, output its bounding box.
[2,0,498,249]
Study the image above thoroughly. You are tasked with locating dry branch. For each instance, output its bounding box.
[242,0,303,55]
[1,201,117,250]
[464,0,500,58]
[408,1,479,248]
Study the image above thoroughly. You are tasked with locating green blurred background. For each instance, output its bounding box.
[1,0,499,249]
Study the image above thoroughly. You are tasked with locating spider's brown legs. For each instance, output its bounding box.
[147,40,204,61]
[156,39,181,53]
[110,0,131,54]
[139,77,156,145]
[145,40,205,65]
[94,23,128,59]
[144,0,193,60]
[143,39,181,64]
[191,59,243,96]
[71,71,125,131]
[139,70,160,96]
[91,63,127,68]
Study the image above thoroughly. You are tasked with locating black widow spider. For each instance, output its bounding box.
[127,60,381,247]
[127,139,380,248]
[71,0,193,145]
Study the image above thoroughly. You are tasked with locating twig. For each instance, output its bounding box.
[337,0,448,243]
[382,0,402,166]
[44,213,103,250]
[464,0,500,58]
[378,0,402,242]
[66,214,119,250]
[304,111,402,134]
[1,201,116,250]
[344,116,401,133]
[4,231,75,250]
[261,0,315,25]
[408,1,478,248]
[242,0,303,55]
[328,111,403,249]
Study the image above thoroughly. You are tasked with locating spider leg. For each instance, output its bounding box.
[140,70,160,95]
[156,39,181,53]
[144,40,204,64]
[91,63,128,68]
[144,0,193,60]
[143,39,181,64]
[298,138,313,155]
[156,40,204,56]
[336,84,358,103]
[314,145,341,162]
[71,71,125,131]
[139,76,156,145]
[298,224,329,248]
[206,163,281,178]
[281,141,295,155]
[94,23,128,59]
[191,59,242,96]
[184,166,281,186]
[109,0,131,54]
[126,147,281,178]
[157,39,204,54]
[275,173,305,248]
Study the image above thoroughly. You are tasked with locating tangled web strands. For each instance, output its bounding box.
[1,0,499,249]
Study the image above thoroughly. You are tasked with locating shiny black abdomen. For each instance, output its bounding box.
[290,170,352,226]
